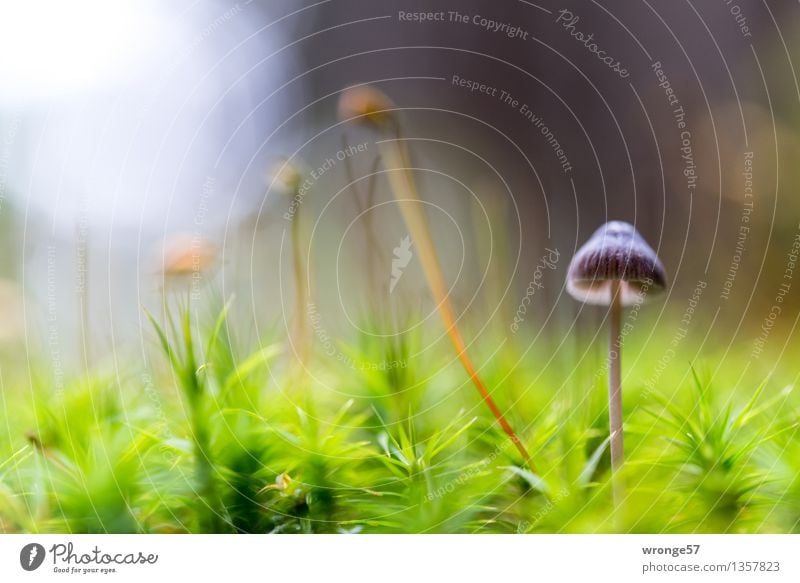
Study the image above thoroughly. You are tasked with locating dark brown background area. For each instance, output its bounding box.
[249,0,799,332]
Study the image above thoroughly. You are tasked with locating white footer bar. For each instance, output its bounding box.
[0,534,797,582]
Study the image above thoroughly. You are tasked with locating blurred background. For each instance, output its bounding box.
[0,0,798,384]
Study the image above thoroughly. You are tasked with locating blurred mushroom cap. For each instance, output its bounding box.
[566,221,666,306]
[337,85,396,129]
[157,234,218,281]
[266,156,304,194]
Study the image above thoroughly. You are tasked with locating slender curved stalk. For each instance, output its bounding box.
[376,134,535,472]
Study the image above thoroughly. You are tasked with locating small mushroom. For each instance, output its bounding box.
[266,156,304,195]
[266,156,312,370]
[337,85,397,132]
[157,234,218,285]
[566,221,666,484]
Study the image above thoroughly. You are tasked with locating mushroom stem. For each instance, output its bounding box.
[289,194,311,373]
[608,280,624,492]
[377,136,536,472]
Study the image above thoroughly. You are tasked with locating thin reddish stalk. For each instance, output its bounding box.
[377,136,536,472]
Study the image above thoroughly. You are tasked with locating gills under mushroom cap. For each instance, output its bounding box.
[566,221,667,306]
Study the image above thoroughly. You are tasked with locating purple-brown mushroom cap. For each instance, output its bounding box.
[566,221,666,306]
